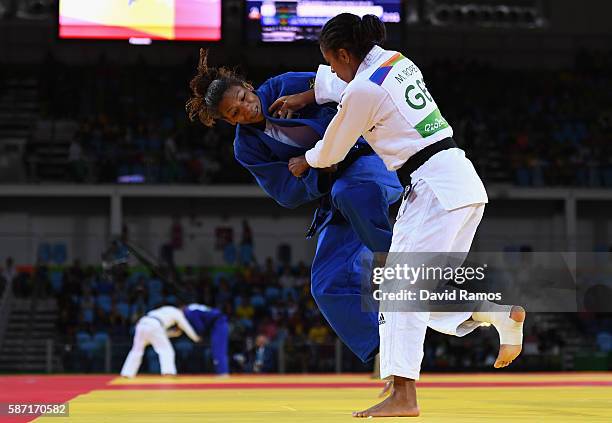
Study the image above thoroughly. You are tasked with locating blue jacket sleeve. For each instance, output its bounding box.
[234,135,330,209]
[257,72,317,110]
[264,72,315,96]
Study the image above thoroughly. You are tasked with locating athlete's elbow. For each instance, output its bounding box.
[276,191,308,209]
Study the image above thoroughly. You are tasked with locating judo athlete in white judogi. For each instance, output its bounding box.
[280,13,526,417]
[120,305,201,377]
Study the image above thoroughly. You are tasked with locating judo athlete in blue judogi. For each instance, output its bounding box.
[186,49,402,363]
[183,303,229,375]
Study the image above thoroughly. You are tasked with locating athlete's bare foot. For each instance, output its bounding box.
[353,377,420,418]
[494,305,526,368]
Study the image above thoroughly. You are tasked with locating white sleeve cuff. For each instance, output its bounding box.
[305,148,321,168]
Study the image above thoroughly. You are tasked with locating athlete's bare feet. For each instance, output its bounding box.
[353,377,420,418]
[494,305,526,368]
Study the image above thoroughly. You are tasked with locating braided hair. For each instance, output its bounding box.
[186,49,248,127]
[319,13,386,61]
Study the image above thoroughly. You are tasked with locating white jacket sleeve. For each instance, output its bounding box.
[174,310,200,342]
[305,83,383,168]
[314,65,347,104]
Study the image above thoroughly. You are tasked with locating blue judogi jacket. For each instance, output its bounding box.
[234,72,352,208]
[183,304,225,335]
[234,72,387,235]
[233,73,402,363]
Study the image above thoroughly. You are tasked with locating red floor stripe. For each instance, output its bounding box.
[1,375,114,423]
[104,380,612,390]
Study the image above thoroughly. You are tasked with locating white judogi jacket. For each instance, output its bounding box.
[305,45,488,211]
[146,306,200,342]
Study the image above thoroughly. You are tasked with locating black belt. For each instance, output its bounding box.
[335,143,374,174]
[396,137,457,186]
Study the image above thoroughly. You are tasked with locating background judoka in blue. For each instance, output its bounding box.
[184,303,229,375]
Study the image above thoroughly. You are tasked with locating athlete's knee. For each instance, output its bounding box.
[130,346,145,357]
[156,347,174,360]
[331,183,354,209]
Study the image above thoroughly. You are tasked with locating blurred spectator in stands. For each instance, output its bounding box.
[215,278,232,308]
[250,334,276,373]
[2,257,17,294]
[61,265,81,299]
[129,290,147,323]
[200,155,221,183]
[596,330,612,353]
[538,328,565,355]
[69,259,85,283]
[239,220,254,265]
[183,266,197,286]
[308,317,331,346]
[241,220,253,246]
[170,216,183,250]
[279,266,297,300]
[68,139,87,182]
[33,263,52,298]
[263,257,278,285]
[250,287,267,313]
[295,262,309,286]
[160,243,176,273]
[95,304,111,331]
[243,262,263,285]
[236,295,255,328]
[95,271,114,296]
[196,269,213,305]
[80,287,95,324]
[285,298,299,319]
[164,134,177,162]
[130,276,147,299]
[259,316,279,341]
[523,331,540,355]
[268,298,285,321]
[307,316,332,370]
[108,301,128,337]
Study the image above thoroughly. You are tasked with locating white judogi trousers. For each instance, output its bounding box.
[379,180,486,380]
[120,317,176,377]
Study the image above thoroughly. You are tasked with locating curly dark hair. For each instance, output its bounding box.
[186,49,248,127]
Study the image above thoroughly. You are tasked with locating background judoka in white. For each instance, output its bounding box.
[120,305,200,377]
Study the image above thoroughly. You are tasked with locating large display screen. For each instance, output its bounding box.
[59,0,221,41]
[246,1,402,43]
